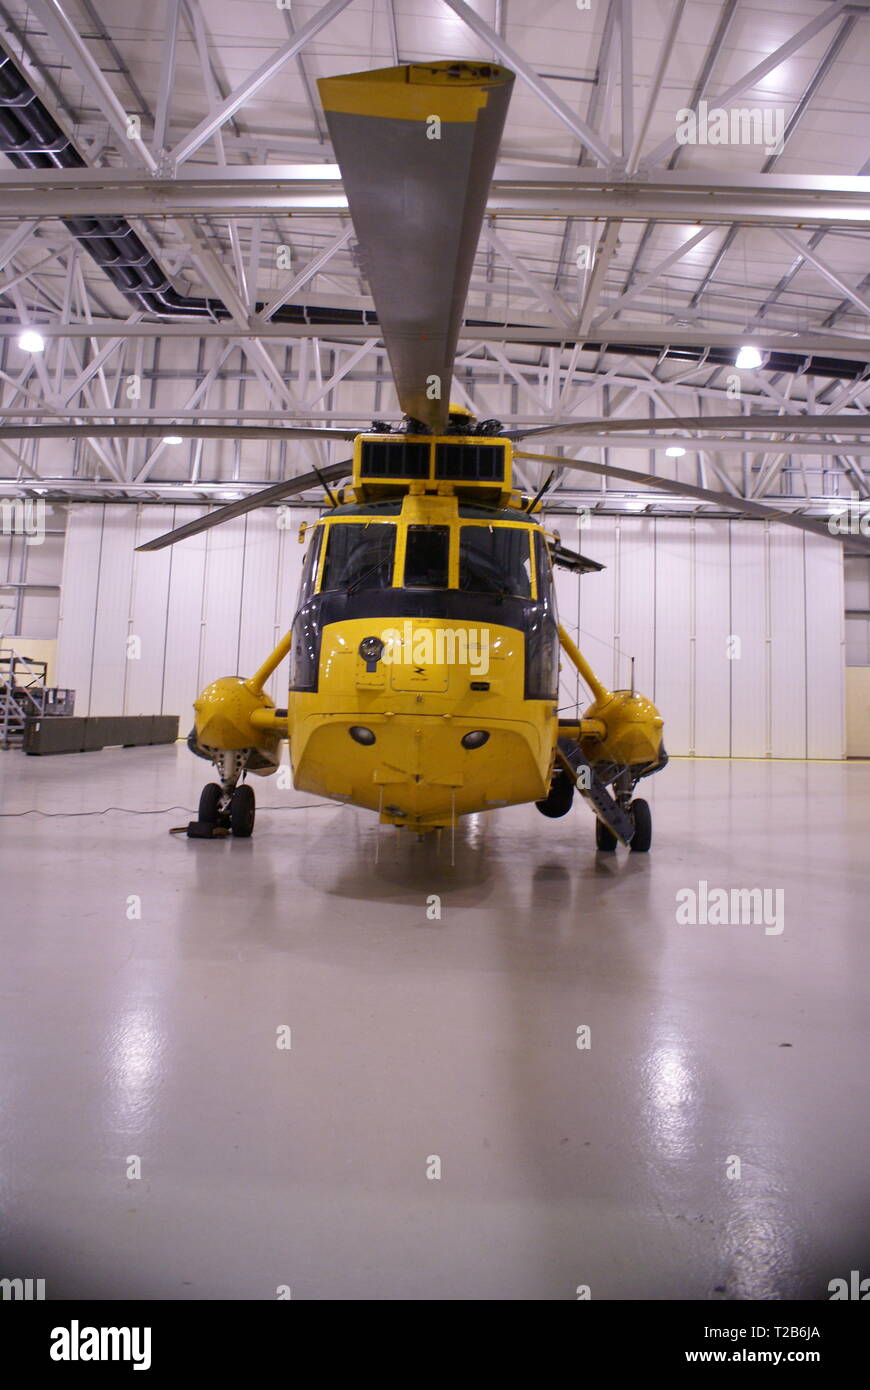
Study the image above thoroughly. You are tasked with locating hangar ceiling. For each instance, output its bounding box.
[0,0,869,520]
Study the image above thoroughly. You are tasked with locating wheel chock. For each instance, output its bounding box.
[169,820,230,838]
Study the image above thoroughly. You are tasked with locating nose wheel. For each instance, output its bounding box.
[228,783,255,838]
[198,782,227,827]
[194,778,256,837]
[628,797,652,852]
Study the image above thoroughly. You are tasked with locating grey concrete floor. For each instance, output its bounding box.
[0,744,868,1301]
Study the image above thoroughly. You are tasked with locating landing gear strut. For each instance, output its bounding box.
[593,768,652,853]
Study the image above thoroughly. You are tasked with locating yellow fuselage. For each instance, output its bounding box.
[289,613,554,828]
[287,488,557,828]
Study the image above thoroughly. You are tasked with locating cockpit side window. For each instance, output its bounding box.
[320,522,396,593]
[534,530,556,613]
[459,524,533,598]
[296,524,323,609]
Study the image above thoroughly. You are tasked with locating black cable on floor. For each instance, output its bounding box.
[0,803,334,818]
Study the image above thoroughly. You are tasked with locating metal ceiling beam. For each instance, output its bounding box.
[4,365,843,414]
[2,322,869,356]
[614,0,739,306]
[442,0,620,168]
[683,12,857,313]
[483,228,575,327]
[2,166,869,224]
[257,228,353,321]
[26,0,158,172]
[592,286,868,340]
[170,218,303,422]
[76,0,154,124]
[626,0,686,173]
[168,0,353,169]
[301,339,377,411]
[278,1,328,143]
[578,222,622,333]
[628,357,741,495]
[482,343,550,414]
[134,340,236,483]
[517,447,870,551]
[553,0,617,294]
[749,375,870,496]
[618,0,634,161]
[386,0,400,64]
[0,475,861,518]
[0,240,81,298]
[777,229,870,320]
[0,223,38,275]
[179,0,252,302]
[639,0,852,170]
[153,0,182,153]
[0,0,89,133]
[591,226,718,328]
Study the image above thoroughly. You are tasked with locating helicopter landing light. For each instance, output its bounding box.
[358,635,385,671]
[349,725,376,746]
[461,730,490,750]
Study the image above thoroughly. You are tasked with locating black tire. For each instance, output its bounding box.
[629,797,652,853]
[595,817,618,852]
[535,771,575,819]
[198,782,223,824]
[229,783,255,838]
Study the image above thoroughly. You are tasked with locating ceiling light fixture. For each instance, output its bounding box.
[18,328,45,353]
[735,345,762,370]
[665,445,686,458]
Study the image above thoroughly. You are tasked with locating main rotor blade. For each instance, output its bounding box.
[319,61,514,433]
[135,460,352,552]
[0,424,358,441]
[515,449,870,554]
[509,414,870,441]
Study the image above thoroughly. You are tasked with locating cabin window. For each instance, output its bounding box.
[459,525,532,598]
[404,525,450,588]
[319,522,396,593]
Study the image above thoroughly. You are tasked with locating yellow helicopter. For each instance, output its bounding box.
[141,60,667,850]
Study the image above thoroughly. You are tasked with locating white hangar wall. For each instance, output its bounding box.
[56,504,322,721]
[56,506,845,759]
[542,512,844,759]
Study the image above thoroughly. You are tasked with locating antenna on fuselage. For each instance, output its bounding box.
[524,470,556,514]
[312,462,340,508]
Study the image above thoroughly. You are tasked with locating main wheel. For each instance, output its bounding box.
[595,817,618,852]
[229,783,255,838]
[198,782,223,824]
[629,798,652,853]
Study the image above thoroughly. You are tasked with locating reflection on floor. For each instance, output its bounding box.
[0,745,867,1299]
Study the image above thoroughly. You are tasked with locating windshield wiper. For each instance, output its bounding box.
[345,561,389,595]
